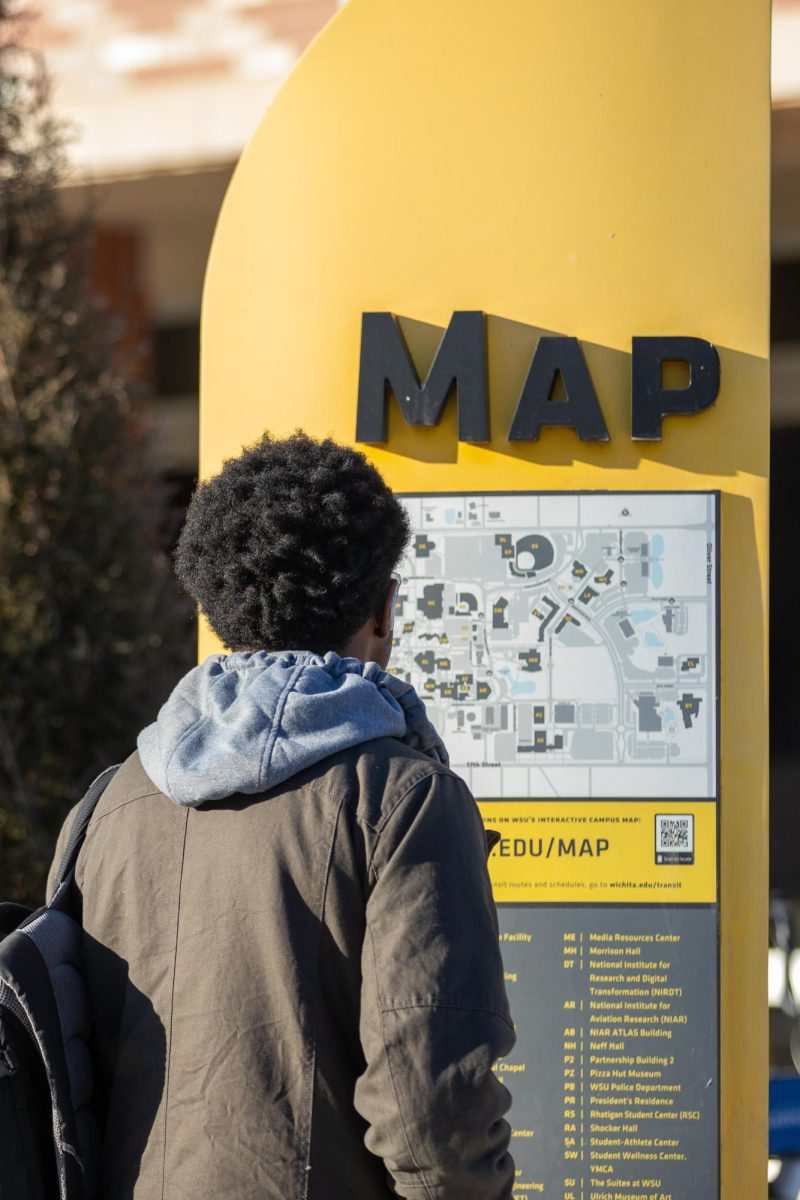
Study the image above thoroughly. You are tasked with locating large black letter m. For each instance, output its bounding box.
[355,311,488,443]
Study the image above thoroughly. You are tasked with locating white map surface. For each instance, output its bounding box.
[391,492,717,799]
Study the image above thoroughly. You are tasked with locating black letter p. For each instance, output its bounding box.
[631,337,720,441]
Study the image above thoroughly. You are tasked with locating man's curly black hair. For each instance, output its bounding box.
[174,432,410,655]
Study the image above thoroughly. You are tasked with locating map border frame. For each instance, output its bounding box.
[395,489,721,805]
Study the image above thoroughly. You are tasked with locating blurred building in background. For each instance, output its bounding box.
[27,0,800,1056]
[30,0,341,514]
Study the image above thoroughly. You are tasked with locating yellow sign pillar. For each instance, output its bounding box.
[200,2,770,1195]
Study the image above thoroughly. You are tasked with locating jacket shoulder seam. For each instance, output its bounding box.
[365,768,470,879]
[89,788,164,823]
[289,761,453,835]
[362,764,454,836]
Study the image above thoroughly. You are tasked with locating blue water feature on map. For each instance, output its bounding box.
[630,608,658,623]
[497,666,537,696]
[644,632,665,648]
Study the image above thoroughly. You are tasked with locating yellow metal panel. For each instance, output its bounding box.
[479,801,717,905]
[200,1,769,1193]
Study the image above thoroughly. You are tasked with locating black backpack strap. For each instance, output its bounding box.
[52,765,121,894]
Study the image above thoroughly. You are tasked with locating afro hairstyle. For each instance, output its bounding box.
[174,432,410,655]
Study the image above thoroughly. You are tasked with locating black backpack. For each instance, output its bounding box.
[0,765,119,1200]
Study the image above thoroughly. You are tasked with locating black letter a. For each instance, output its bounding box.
[508,337,609,442]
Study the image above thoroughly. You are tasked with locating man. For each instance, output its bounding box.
[49,432,515,1199]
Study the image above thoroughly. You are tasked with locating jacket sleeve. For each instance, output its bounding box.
[354,768,516,1200]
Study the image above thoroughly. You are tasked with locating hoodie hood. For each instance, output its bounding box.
[137,651,448,806]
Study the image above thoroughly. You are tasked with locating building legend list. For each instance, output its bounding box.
[495,907,718,1200]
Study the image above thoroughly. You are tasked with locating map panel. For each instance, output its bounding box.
[392,492,718,799]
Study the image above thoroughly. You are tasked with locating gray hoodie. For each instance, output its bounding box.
[137,650,448,805]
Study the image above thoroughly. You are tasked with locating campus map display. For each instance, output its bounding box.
[392,490,721,1200]
[393,492,718,800]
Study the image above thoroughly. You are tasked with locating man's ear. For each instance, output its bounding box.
[375,578,398,639]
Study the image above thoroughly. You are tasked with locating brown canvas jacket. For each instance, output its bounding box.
[48,738,515,1200]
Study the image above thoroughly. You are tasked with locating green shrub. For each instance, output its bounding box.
[0,8,194,904]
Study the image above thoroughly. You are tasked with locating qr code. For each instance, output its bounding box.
[655,814,694,864]
[658,818,690,848]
